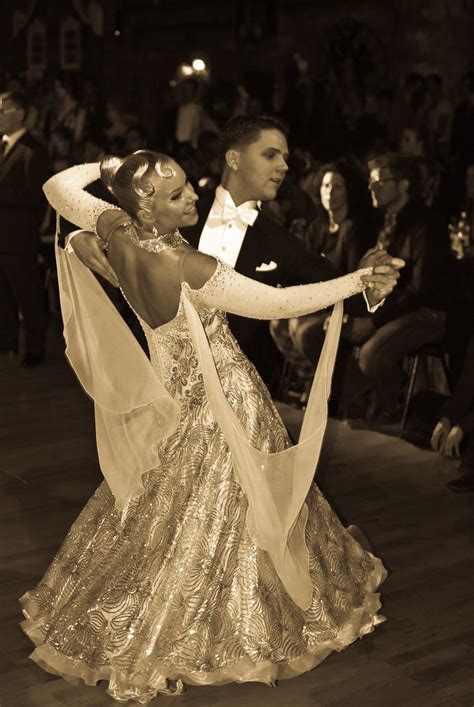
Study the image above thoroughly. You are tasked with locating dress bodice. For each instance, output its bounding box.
[120,227,240,408]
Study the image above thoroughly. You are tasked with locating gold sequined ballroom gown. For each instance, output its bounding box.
[20,231,387,704]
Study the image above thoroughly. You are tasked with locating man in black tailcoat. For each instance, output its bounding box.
[0,90,50,366]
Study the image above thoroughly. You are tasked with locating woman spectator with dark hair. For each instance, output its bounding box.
[270,158,375,410]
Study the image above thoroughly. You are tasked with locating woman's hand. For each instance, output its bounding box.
[431,417,451,452]
[70,231,119,287]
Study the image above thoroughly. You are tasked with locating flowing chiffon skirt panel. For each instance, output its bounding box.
[20,309,387,702]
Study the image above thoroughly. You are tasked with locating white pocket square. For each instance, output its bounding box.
[256,260,278,272]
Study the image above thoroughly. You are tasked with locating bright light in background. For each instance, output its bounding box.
[178,63,194,77]
[192,58,206,72]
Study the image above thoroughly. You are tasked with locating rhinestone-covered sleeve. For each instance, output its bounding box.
[188,259,372,320]
[43,163,120,232]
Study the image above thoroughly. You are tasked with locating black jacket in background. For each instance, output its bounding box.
[372,200,449,329]
[0,131,51,255]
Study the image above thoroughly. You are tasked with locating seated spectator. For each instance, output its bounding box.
[173,78,218,150]
[426,73,453,165]
[48,73,86,152]
[270,158,374,408]
[124,124,148,154]
[354,153,448,423]
[192,130,221,193]
[431,335,474,493]
[451,72,474,184]
[104,102,127,144]
[49,126,73,173]
[399,124,429,158]
[82,130,107,163]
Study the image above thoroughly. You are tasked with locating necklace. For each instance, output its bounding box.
[130,226,185,254]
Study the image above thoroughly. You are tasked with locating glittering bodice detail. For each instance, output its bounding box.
[129,226,185,253]
[119,227,236,409]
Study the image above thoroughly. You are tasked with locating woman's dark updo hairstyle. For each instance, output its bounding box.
[100,150,175,222]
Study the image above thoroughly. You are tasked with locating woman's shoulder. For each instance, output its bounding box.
[96,208,130,241]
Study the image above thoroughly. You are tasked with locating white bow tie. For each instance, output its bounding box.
[220,201,259,227]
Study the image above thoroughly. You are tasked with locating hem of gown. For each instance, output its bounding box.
[19,555,387,703]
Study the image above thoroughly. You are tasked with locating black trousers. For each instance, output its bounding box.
[0,252,47,355]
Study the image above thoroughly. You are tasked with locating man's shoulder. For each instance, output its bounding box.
[19,131,48,155]
[252,210,294,243]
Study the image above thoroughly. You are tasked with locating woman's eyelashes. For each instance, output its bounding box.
[170,181,190,202]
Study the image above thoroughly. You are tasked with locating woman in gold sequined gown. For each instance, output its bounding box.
[20,152,395,703]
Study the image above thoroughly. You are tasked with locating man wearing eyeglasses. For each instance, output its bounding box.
[0,90,50,366]
[348,153,448,424]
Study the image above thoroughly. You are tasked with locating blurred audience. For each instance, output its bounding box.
[1,61,472,403]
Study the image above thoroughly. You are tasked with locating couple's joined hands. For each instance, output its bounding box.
[358,244,405,306]
[68,233,404,303]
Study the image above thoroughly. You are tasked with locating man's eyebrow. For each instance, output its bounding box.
[262,146,290,159]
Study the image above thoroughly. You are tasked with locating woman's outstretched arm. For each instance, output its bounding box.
[182,251,401,321]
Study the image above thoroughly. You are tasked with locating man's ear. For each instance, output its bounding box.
[399,178,410,196]
[225,148,240,172]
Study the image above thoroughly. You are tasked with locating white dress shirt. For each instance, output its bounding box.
[198,185,260,267]
[2,127,26,155]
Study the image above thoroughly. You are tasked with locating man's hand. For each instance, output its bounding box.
[70,231,119,288]
[431,417,451,452]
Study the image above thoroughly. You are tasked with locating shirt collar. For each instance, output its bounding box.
[215,184,261,213]
[2,127,26,149]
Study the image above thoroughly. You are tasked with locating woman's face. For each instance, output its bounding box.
[145,160,199,232]
[320,171,347,212]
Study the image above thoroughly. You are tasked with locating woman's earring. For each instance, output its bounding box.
[152,226,158,237]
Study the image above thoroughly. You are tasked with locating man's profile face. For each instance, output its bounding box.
[368,166,401,209]
[234,128,289,202]
[0,94,23,135]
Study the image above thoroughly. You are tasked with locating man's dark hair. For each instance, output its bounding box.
[368,152,422,200]
[4,90,29,117]
[219,114,288,160]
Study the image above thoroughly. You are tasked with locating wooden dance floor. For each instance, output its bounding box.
[1,320,473,706]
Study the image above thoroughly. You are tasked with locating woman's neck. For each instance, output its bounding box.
[328,204,348,232]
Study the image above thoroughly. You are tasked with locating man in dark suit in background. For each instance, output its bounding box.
[0,90,50,366]
[64,115,400,388]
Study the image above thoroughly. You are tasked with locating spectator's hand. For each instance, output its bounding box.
[440,425,464,458]
[431,417,451,452]
[70,231,119,288]
[344,316,376,344]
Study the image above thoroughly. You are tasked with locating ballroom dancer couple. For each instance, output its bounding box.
[20,115,403,703]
